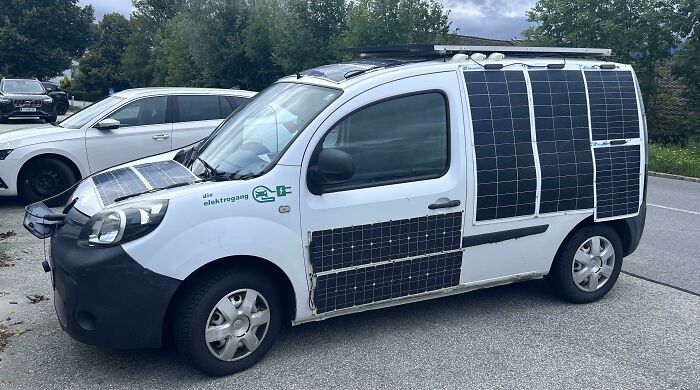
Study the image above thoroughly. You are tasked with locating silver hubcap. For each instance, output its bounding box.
[205,289,270,361]
[572,236,615,292]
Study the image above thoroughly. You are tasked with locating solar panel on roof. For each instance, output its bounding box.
[464,70,537,222]
[529,69,594,213]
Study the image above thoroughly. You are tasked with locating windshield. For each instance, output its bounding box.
[2,80,44,94]
[59,95,125,129]
[193,82,341,178]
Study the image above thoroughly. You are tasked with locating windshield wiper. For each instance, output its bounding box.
[113,181,197,203]
[196,156,224,180]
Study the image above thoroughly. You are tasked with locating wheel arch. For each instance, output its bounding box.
[17,152,83,189]
[162,254,297,343]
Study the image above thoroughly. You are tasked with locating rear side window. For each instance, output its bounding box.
[108,96,168,127]
[177,95,222,122]
[319,92,448,189]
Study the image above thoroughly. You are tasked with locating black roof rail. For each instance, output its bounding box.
[342,44,612,58]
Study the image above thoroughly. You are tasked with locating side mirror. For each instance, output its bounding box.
[309,148,355,194]
[94,118,120,131]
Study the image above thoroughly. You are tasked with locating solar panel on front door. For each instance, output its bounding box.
[310,212,462,273]
[464,70,537,221]
[594,145,641,218]
[314,251,462,314]
[529,69,594,213]
[585,70,640,140]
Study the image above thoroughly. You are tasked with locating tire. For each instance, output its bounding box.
[18,158,77,206]
[174,268,283,376]
[45,115,58,123]
[0,116,7,124]
[547,224,623,304]
[55,101,68,115]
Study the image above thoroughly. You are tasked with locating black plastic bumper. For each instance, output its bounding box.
[49,209,180,349]
[621,201,646,256]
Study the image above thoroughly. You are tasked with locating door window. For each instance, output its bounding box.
[177,95,223,122]
[108,96,167,127]
[315,92,449,190]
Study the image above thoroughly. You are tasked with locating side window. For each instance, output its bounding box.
[228,96,248,111]
[314,92,448,190]
[108,96,167,127]
[177,95,221,122]
[219,96,234,118]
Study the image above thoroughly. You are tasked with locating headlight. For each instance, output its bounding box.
[79,199,168,246]
[0,149,12,160]
[43,97,53,103]
[0,97,10,103]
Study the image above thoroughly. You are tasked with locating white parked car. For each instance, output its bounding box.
[0,87,255,204]
[25,45,647,376]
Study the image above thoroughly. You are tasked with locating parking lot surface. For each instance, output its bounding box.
[0,115,70,135]
[1,166,699,388]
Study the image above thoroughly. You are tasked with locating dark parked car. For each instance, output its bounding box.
[41,81,70,115]
[0,78,57,123]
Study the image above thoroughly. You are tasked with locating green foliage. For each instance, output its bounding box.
[649,141,700,177]
[344,0,451,47]
[0,0,93,79]
[73,13,132,93]
[59,75,71,89]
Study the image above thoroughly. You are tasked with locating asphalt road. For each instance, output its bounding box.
[0,115,70,135]
[0,124,698,388]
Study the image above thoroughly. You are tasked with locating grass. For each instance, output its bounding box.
[648,141,700,178]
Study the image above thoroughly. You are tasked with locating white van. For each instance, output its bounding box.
[24,46,647,376]
[0,87,255,204]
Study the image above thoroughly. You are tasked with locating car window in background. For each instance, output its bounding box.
[178,95,221,122]
[59,95,125,129]
[2,80,44,94]
[228,96,248,111]
[108,96,168,127]
[220,96,235,117]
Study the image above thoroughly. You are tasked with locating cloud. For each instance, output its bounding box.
[78,0,133,19]
[440,0,537,40]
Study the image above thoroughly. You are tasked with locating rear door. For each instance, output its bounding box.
[85,95,172,172]
[299,72,468,315]
[171,95,236,149]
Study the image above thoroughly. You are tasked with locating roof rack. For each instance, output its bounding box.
[343,44,612,58]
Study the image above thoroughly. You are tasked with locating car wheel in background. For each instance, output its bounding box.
[547,224,623,304]
[0,116,6,124]
[174,268,283,376]
[18,157,76,206]
[45,115,58,123]
[55,101,68,115]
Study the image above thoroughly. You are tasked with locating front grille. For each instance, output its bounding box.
[13,99,42,108]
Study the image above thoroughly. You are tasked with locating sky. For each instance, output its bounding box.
[78,0,536,40]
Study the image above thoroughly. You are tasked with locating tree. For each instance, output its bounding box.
[73,13,132,93]
[244,0,286,89]
[0,0,93,79]
[152,15,202,87]
[122,16,156,87]
[344,0,451,47]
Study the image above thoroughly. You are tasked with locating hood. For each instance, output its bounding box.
[0,124,82,150]
[72,158,201,216]
[1,93,48,100]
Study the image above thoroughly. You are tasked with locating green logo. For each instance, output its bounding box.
[253,185,292,203]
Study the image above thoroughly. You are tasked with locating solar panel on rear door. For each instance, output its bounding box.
[464,70,537,222]
[585,70,642,219]
[530,69,594,213]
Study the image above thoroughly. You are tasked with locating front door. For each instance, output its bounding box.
[299,72,467,315]
[85,95,173,172]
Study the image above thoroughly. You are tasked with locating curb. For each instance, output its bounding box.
[649,171,700,183]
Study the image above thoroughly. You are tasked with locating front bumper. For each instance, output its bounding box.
[49,208,181,349]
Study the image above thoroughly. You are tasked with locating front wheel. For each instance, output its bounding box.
[547,224,623,304]
[174,269,283,376]
[18,157,77,206]
[55,101,68,115]
[45,115,58,123]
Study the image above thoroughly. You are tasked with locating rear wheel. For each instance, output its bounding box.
[547,224,623,303]
[174,269,283,376]
[18,158,77,206]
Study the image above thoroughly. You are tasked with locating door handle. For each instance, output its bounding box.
[428,199,461,210]
[152,134,170,140]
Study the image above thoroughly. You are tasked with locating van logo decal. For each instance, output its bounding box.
[253,185,292,203]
